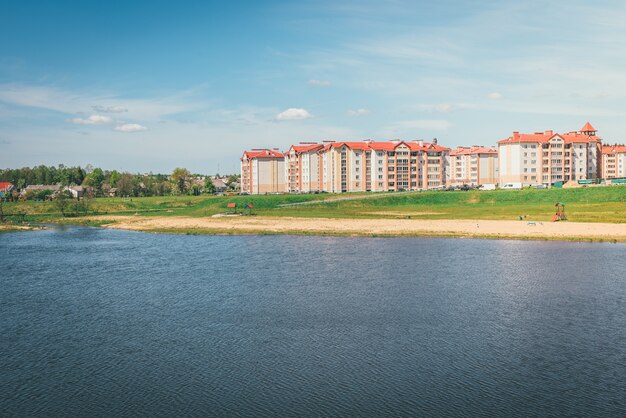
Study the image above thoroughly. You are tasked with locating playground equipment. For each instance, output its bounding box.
[226,202,254,215]
[552,202,567,222]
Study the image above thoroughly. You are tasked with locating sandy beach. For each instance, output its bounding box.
[96,215,626,242]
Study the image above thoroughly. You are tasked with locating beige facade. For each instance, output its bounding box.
[498,123,602,186]
[319,140,450,192]
[285,144,323,193]
[602,145,626,179]
[449,146,498,186]
[240,149,285,194]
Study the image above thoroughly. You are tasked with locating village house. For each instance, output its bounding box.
[65,185,92,199]
[211,176,230,193]
[0,182,14,194]
[20,184,61,198]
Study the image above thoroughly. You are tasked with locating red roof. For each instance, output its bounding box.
[498,129,601,145]
[318,140,451,152]
[581,121,596,132]
[603,145,626,154]
[326,141,371,151]
[290,144,323,153]
[368,141,402,151]
[242,149,284,159]
[407,141,450,152]
[561,132,601,143]
[450,146,497,156]
[0,182,13,192]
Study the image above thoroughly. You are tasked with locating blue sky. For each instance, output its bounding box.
[2,0,626,174]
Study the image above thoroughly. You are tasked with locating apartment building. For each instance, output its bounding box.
[602,144,626,179]
[240,149,285,194]
[497,122,602,186]
[318,141,371,192]
[448,146,499,186]
[318,140,450,192]
[284,143,323,193]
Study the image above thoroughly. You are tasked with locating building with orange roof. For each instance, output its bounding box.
[285,143,324,193]
[240,149,285,194]
[317,139,449,192]
[497,123,602,186]
[448,146,498,187]
[602,144,626,179]
[242,138,452,194]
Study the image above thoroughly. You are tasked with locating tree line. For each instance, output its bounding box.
[0,165,240,199]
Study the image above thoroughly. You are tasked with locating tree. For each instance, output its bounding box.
[204,177,216,194]
[53,190,73,216]
[109,170,121,187]
[82,168,104,195]
[116,173,136,197]
[171,167,191,195]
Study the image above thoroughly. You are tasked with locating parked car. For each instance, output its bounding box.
[502,183,523,190]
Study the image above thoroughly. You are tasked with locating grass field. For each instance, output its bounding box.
[4,186,626,224]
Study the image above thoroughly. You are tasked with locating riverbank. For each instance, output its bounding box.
[94,215,626,242]
[0,223,42,233]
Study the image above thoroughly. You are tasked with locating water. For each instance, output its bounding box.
[1,227,626,417]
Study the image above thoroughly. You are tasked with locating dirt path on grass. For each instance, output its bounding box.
[94,215,626,241]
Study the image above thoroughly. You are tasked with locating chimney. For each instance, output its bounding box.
[418,140,424,147]
[545,130,553,136]
[433,138,438,145]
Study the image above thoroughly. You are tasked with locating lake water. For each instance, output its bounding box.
[1,226,626,417]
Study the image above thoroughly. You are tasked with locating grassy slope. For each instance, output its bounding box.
[4,186,626,224]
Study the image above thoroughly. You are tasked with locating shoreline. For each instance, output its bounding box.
[88,215,626,243]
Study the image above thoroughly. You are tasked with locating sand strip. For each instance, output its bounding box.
[94,216,626,241]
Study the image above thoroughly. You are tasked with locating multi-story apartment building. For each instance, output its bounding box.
[602,144,626,179]
[448,146,499,186]
[284,143,323,193]
[318,140,450,192]
[240,149,285,194]
[243,139,450,194]
[497,122,602,186]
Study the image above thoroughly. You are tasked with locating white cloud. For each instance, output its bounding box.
[307,79,331,87]
[0,84,202,121]
[487,92,503,100]
[276,108,313,121]
[69,114,113,125]
[347,108,370,116]
[115,123,147,132]
[92,105,128,113]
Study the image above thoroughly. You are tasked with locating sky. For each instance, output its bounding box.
[2,0,626,174]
